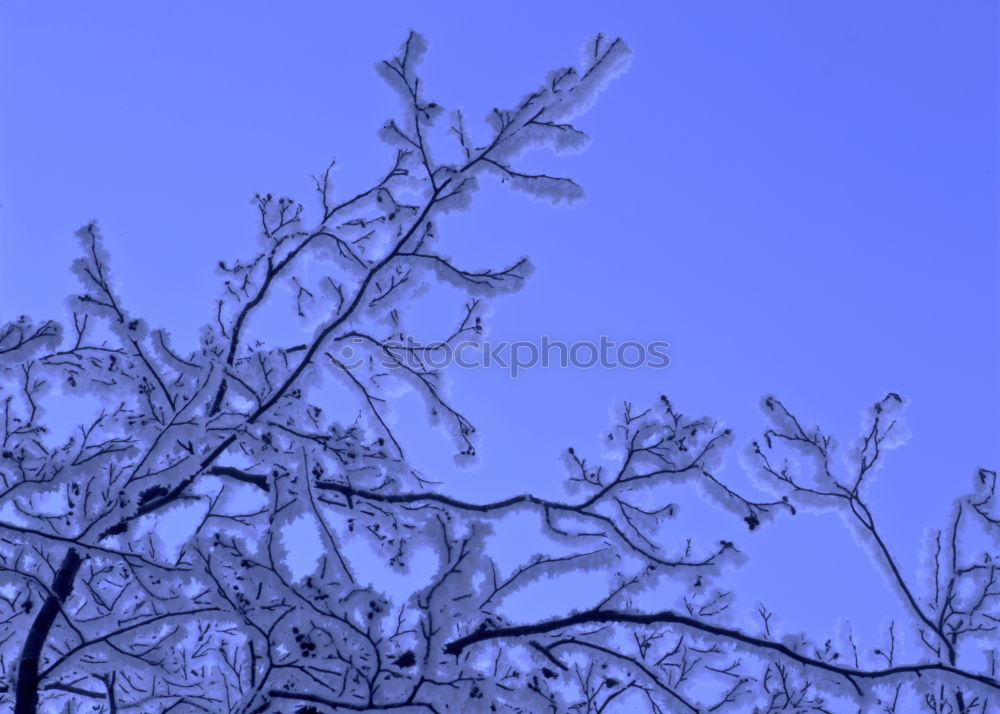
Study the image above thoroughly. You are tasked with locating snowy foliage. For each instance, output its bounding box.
[0,31,996,714]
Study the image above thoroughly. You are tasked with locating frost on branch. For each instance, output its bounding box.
[1,30,997,714]
[0,31,637,713]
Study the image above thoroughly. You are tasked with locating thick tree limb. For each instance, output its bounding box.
[15,547,82,714]
[443,607,1000,696]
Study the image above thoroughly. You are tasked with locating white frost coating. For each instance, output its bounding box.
[490,38,632,156]
[0,501,28,528]
[279,512,324,582]
[374,33,430,110]
[0,315,62,368]
[401,252,534,299]
[150,328,202,375]
[26,487,66,517]
[0,30,992,714]
[68,223,149,340]
[840,394,911,492]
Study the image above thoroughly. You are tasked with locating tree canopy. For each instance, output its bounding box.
[0,32,996,714]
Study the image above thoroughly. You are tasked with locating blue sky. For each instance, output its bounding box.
[2,1,997,649]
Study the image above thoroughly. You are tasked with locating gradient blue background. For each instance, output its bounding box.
[2,1,997,657]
